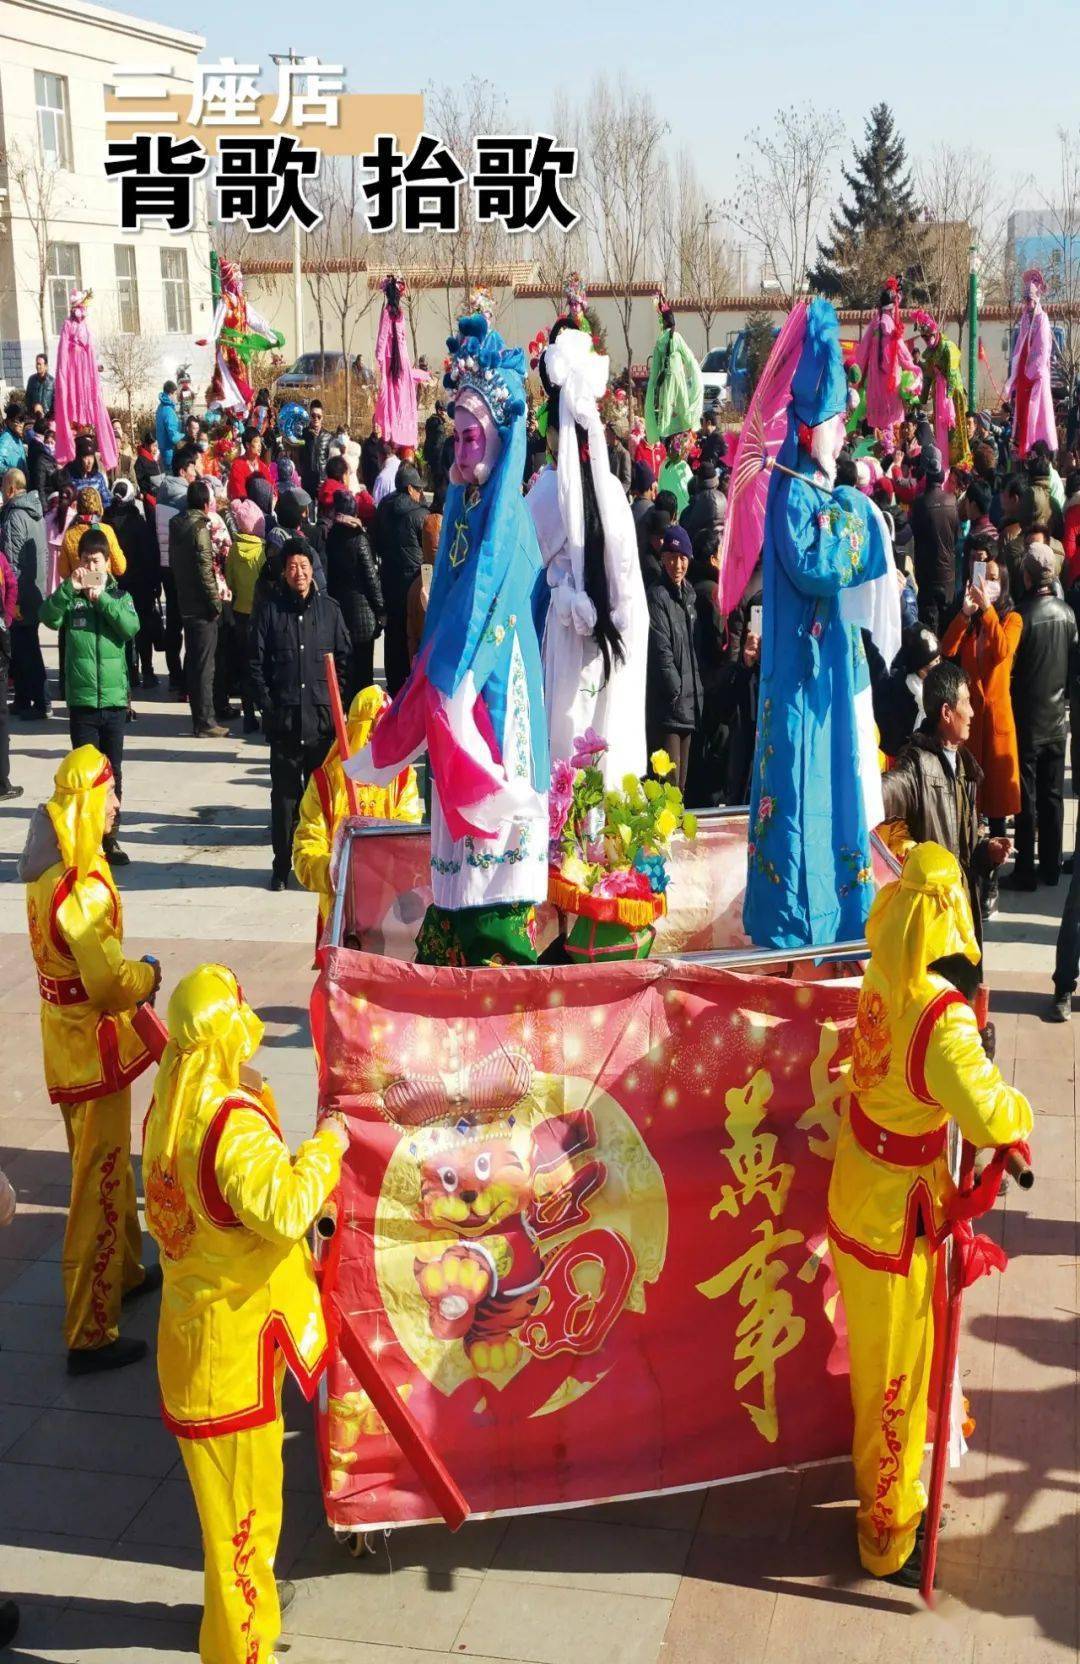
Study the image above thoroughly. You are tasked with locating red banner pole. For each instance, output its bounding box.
[133,998,470,1531]
[324,652,360,817]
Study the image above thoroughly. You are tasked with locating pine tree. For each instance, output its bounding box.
[810,104,921,306]
[744,309,778,405]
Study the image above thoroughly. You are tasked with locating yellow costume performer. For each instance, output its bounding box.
[292,685,422,936]
[827,843,1032,1581]
[21,746,157,1366]
[142,965,345,1664]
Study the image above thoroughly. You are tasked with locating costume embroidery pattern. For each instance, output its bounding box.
[85,1144,122,1346]
[852,988,892,1091]
[145,1155,197,1261]
[748,700,780,885]
[232,1508,260,1663]
[869,1373,907,1554]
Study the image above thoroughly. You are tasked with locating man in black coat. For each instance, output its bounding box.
[373,464,428,696]
[909,445,959,633]
[249,542,351,890]
[297,401,332,498]
[1005,545,1078,890]
[645,525,703,793]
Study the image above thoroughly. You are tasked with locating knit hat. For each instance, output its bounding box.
[397,465,422,492]
[111,478,136,503]
[231,498,265,537]
[245,475,274,517]
[660,524,693,561]
[76,486,102,517]
[631,460,656,494]
[276,456,298,489]
[698,462,718,481]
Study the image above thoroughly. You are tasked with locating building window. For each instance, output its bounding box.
[114,245,141,334]
[160,248,191,334]
[35,71,72,171]
[47,242,81,336]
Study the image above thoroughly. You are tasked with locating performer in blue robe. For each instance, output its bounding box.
[744,299,898,951]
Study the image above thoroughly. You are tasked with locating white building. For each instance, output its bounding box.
[0,0,212,407]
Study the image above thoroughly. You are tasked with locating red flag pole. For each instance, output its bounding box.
[132,997,470,1531]
[324,652,360,817]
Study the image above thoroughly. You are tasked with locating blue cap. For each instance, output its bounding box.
[790,299,848,429]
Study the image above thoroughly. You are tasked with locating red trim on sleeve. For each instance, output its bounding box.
[905,990,968,1105]
[196,1095,284,1231]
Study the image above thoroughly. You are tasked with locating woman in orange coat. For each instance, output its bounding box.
[940,555,1022,911]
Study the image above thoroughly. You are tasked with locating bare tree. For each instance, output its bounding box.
[1030,127,1080,390]
[903,144,1010,347]
[323,157,377,429]
[423,78,513,327]
[727,105,844,306]
[3,140,70,349]
[574,78,668,408]
[656,150,736,350]
[98,332,162,440]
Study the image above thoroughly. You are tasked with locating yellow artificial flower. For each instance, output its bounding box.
[656,807,678,839]
[682,812,699,839]
[650,749,674,779]
[561,852,592,888]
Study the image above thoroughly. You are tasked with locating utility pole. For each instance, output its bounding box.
[270,48,305,359]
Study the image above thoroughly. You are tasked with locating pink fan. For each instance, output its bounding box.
[718,303,810,615]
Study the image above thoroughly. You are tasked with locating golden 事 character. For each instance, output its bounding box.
[20,745,160,1368]
[142,964,347,1664]
[697,1218,806,1445]
[827,843,1033,1584]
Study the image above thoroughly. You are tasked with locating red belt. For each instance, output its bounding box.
[849,1095,946,1168]
[38,971,89,1007]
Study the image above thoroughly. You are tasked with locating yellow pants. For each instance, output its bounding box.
[830,1236,936,1577]
[178,1393,285,1664]
[60,1087,144,1350]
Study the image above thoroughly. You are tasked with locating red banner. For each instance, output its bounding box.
[311,947,859,1530]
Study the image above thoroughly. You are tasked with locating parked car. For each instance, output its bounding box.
[700,347,730,413]
[727,325,781,415]
[275,352,351,394]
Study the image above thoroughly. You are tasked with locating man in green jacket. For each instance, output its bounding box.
[40,528,138,866]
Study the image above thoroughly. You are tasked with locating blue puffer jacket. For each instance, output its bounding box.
[155,392,183,471]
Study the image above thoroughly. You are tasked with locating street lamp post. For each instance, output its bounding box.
[270,48,305,359]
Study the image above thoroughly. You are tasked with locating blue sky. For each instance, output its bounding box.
[127,0,1075,218]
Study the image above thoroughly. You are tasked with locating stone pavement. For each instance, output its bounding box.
[0,659,1076,1664]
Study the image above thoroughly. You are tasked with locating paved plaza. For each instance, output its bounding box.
[0,660,1076,1664]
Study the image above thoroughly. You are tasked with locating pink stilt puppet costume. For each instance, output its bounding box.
[851,278,919,446]
[345,299,548,967]
[1006,269,1058,459]
[373,276,429,448]
[53,291,118,473]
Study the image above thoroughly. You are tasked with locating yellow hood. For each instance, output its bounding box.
[322,684,390,773]
[865,842,979,1013]
[45,745,113,879]
[151,964,264,1159]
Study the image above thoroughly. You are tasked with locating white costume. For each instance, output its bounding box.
[527,328,648,784]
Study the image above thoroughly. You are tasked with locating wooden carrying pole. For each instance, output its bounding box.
[131,1000,470,1531]
[324,653,360,816]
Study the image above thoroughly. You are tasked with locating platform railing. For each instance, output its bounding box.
[326,809,879,972]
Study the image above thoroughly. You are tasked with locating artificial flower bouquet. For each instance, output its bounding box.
[549,731,697,962]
